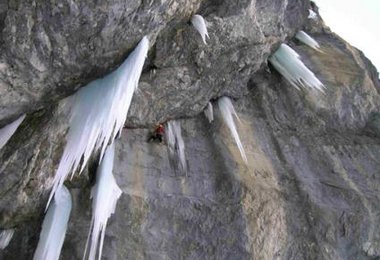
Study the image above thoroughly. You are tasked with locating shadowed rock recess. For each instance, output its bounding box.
[0,0,379,259]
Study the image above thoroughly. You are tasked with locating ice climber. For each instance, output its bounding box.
[148,123,165,143]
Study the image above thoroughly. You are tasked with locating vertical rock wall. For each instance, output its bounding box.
[0,0,380,259]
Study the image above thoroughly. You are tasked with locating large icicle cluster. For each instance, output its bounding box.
[191,14,209,44]
[48,37,149,206]
[34,185,72,260]
[0,229,14,249]
[269,43,325,91]
[295,31,321,51]
[166,121,187,173]
[218,97,247,164]
[84,143,122,260]
[0,114,25,150]
[204,102,214,123]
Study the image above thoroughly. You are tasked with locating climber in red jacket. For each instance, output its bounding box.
[148,123,165,143]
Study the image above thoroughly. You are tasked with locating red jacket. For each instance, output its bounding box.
[156,125,164,135]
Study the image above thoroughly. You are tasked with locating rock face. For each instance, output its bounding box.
[1,0,380,259]
[0,0,202,124]
[0,0,308,126]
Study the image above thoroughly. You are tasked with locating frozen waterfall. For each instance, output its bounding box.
[33,185,72,260]
[269,43,325,91]
[48,36,149,206]
[218,97,247,164]
[84,143,122,260]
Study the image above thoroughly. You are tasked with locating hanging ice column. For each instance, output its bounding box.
[295,31,321,51]
[191,14,209,44]
[33,185,72,260]
[0,114,25,150]
[204,102,214,123]
[84,143,122,260]
[268,43,325,92]
[218,97,247,164]
[0,229,15,249]
[166,121,187,173]
[48,36,149,206]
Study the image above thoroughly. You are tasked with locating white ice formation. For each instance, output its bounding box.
[308,9,318,20]
[48,36,149,206]
[268,43,325,91]
[33,185,72,260]
[295,31,321,51]
[218,97,247,164]
[204,102,214,123]
[0,229,15,249]
[0,114,26,150]
[191,14,209,44]
[83,143,122,260]
[166,121,187,173]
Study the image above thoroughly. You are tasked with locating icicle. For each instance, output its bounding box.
[268,43,325,91]
[308,9,318,20]
[33,185,72,260]
[84,143,122,260]
[204,102,214,123]
[166,122,176,157]
[48,36,149,207]
[0,114,25,150]
[295,31,321,51]
[191,14,209,44]
[0,229,14,249]
[218,97,247,164]
[165,121,187,173]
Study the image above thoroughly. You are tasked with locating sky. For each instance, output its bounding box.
[314,0,380,72]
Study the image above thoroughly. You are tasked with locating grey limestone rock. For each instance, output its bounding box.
[1,0,380,259]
